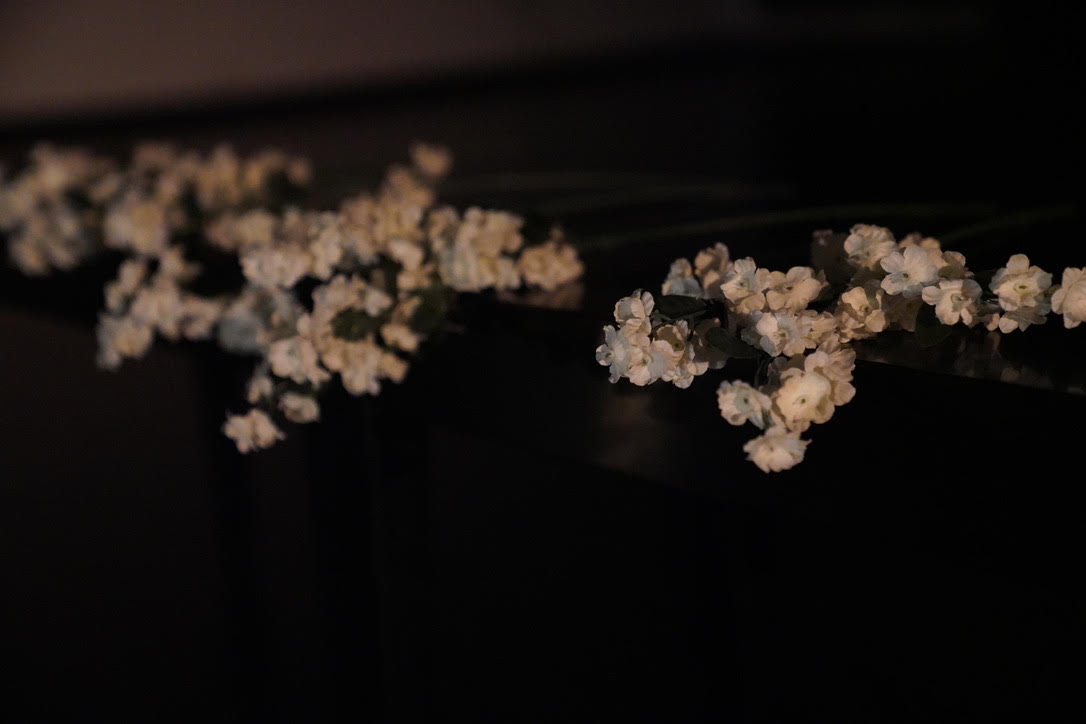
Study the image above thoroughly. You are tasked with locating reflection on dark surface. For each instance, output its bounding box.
[2,8,1085,722]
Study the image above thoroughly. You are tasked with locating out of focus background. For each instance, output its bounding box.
[2,2,1084,723]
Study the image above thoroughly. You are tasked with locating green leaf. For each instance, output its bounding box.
[914,304,953,348]
[704,325,763,359]
[656,295,707,319]
[331,308,382,341]
[410,285,452,334]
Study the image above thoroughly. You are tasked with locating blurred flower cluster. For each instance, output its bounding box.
[597,223,1081,472]
[3,142,583,452]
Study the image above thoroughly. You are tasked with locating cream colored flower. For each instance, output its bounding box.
[223,409,284,453]
[880,246,938,298]
[990,254,1052,311]
[773,369,834,432]
[717,381,772,428]
[721,258,769,313]
[516,238,583,291]
[268,335,331,385]
[835,283,887,340]
[921,278,983,326]
[662,258,702,297]
[844,224,896,270]
[1051,267,1086,328]
[96,314,154,369]
[743,427,808,473]
[380,323,421,353]
[750,311,812,357]
[693,243,731,299]
[765,267,824,313]
[614,290,655,339]
[279,393,320,424]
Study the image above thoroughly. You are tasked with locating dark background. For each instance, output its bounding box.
[1,2,1084,722]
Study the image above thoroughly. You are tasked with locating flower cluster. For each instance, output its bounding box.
[598,223,1081,472]
[5,141,584,453]
[211,147,581,451]
[0,142,310,276]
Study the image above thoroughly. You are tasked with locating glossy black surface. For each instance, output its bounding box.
[2,12,1084,722]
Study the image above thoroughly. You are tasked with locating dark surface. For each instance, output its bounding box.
[2,9,1085,723]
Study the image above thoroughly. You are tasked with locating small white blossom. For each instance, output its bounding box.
[661,258,703,297]
[721,258,769,313]
[743,427,808,473]
[626,339,674,387]
[1051,267,1086,328]
[717,381,772,428]
[765,267,824,313]
[835,282,888,339]
[880,245,939,298]
[223,409,284,453]
[268,335,331,385]
[773,369,834,432]
[844,224,896,270]
[749,311,813,357]
[921,278,983,326]
[96,314,154,369]
[516,238,584,291]
[246,374,274,403]
[990,254,1052,311]
[693,243,731,299]
[279,393,321,424]
[614,290,655,339]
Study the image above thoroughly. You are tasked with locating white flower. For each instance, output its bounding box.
[717,381,772,428]
[835,283,887,339]
[268,335,331,385]
[743,427,808,473]
[800,342,856,406]
[721,258,769,313]
[387,237,426,271]
[410,142,453,179]
[937,250,970,280]
[880,246,938,298]
[96,314,154,369]
[773,369,834,432]
[129,281,184,339]
[103,194,170,255]
[223,409,284,453]
[308,219,345,280]
[662,258,703,297]
[921,278,983,326]
[802,310,839,347]
[765,266,824,313]
[614,290,655,339]
[338,338,386,395]
[380,323,421,352]
[104,259,148,312]
[693,243,731,299]
[279,393,320,424]
[750,311,812,357]
[241,244,311,288]
[379,352,409,383]
[1051,267,1086,328]
[844,224,896,270]
[990,254,1052,311]
[625,339,674,387]
[246,374,273,403]
[516,238,583,291]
